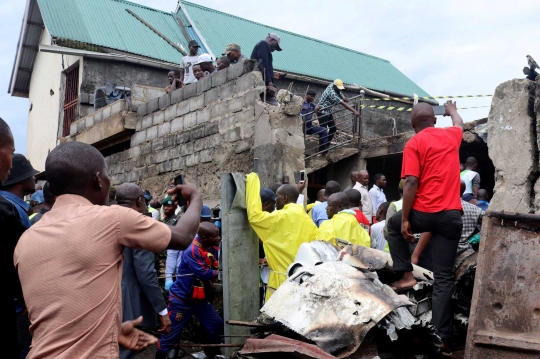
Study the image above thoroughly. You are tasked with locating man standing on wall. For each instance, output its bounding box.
[251,33,282,106]
[385,101,464,351]
[180,40,201,85]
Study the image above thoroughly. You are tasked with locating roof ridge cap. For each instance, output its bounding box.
[181,1,389,63]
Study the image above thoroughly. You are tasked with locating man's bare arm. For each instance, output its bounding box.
[167,184,203,250]
[401,175,418,242]
[444,100,464,130]
[340,101,360,117]
[179,68,185,83]
[411,232,432,265]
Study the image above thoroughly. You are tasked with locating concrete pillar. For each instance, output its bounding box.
[221,173,259,357]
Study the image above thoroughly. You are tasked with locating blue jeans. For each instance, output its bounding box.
[157,296,224,353]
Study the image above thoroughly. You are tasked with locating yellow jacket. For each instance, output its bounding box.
[318,211,371,247]
[246,173,319,300]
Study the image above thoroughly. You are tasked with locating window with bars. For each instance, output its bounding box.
[62,63,79,137]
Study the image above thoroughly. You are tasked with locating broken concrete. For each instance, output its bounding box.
[487,78,538,213]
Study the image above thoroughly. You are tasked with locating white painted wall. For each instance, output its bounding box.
[26,27,82,171]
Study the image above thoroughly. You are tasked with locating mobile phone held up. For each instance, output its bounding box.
[300,170,305,183]
[173,174,187,207]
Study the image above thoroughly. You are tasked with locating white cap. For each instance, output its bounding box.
[267,33,282,51]
[195,53,213,65]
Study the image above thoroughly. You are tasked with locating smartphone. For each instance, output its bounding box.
[173,174,187,207]
[300,170,305,183]
[174,174,185,186]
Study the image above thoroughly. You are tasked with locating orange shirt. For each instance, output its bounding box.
[14,195,171,359]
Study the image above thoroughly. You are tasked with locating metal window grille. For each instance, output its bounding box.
[62,65,79,136]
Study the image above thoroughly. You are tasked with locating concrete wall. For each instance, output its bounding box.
[26,27,82,170]
[104,63,301,205]
[78,58,170,118]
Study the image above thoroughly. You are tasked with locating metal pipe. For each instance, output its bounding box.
[487,210,540,222]
[380,88,439,106]
[359,90,365,149]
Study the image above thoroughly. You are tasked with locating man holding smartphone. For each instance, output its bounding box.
[385,101,464,351]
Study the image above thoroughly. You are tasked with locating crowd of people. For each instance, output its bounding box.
[0,29,494,359]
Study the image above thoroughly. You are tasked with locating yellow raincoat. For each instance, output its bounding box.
[246,173,319,301]
[318,211,370,247]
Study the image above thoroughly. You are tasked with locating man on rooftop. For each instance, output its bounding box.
[251,33,282,106]
[223,43,247,64]
[180,40,201,85]
[196,53,217,75]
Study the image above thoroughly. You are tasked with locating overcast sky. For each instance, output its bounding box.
[1,0,539,155]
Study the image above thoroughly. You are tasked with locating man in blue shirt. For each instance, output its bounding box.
[251,33,282,106]
[156,222,223,359]
[0,153,38,229]
[302,89,328,154]
[311,180,341,227]
[476,189,490,211]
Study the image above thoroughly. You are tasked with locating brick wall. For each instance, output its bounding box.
[105,62,267,203]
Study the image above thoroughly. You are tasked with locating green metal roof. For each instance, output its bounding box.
[181,1,429,96]
[37,0,189,64]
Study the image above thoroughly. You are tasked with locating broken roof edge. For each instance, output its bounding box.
[179,0,390,64]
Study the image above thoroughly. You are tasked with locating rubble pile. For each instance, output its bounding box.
[236,241,478,358]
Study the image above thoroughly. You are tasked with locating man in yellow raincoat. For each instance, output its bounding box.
[319,192,370,247]
[246,173,319,301]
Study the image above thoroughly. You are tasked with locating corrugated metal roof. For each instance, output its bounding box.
[37,0,189,64]
[180,1,429,96]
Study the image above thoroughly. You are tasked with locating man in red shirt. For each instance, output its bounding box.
[386,101,463,346]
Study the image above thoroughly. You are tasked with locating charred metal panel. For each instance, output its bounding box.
[465,211,540,358]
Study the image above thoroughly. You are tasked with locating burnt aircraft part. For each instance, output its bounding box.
[261,261,412,358]
[465,210,540,358]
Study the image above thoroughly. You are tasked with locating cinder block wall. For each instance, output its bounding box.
[105,63,266,204]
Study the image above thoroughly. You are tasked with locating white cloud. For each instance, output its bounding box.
[1,0,539,153]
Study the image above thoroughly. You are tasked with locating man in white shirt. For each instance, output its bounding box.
[370,202,390,251]
[180,40,201,85]
[369,173,387,217]
[352,170,373,224]
[460,156,481,203]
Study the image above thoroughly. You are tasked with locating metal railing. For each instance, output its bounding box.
[303,90,365,160]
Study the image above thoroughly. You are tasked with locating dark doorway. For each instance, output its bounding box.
[460,142,495,199]
[366,153,403,203]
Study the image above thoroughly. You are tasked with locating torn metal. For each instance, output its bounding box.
[262,261,412,357]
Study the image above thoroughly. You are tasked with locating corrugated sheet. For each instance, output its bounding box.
[181,1,429,96]
[37,0,186,64]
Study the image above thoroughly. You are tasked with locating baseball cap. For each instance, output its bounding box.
[222,43,241,55]
[31,190,45,204]
[333,79,345,90]
[195,53,213,65]
[200,204,212,218]
[307,89,316,96]
[161,196,175,205]
[267,33,282,51]
[188,40,200,47]
[260,188,277,203]
[1,154,39,187]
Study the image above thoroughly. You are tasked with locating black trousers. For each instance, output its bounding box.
[387,209,462,340]
[317,113,336,150]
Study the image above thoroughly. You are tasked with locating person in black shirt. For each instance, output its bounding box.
[0,117,28,359]
[251,33,282,106]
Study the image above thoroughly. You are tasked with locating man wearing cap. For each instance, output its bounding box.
[223,43,247,64]
[30,183,56,225]
[0,153,38,229]
[29,190,45,220]
[317,80,360,153]
[251,33,282,106]
[196,53,217,76]
[180,40,201,85]
[156,196,180,296]
[301,89,328,154]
